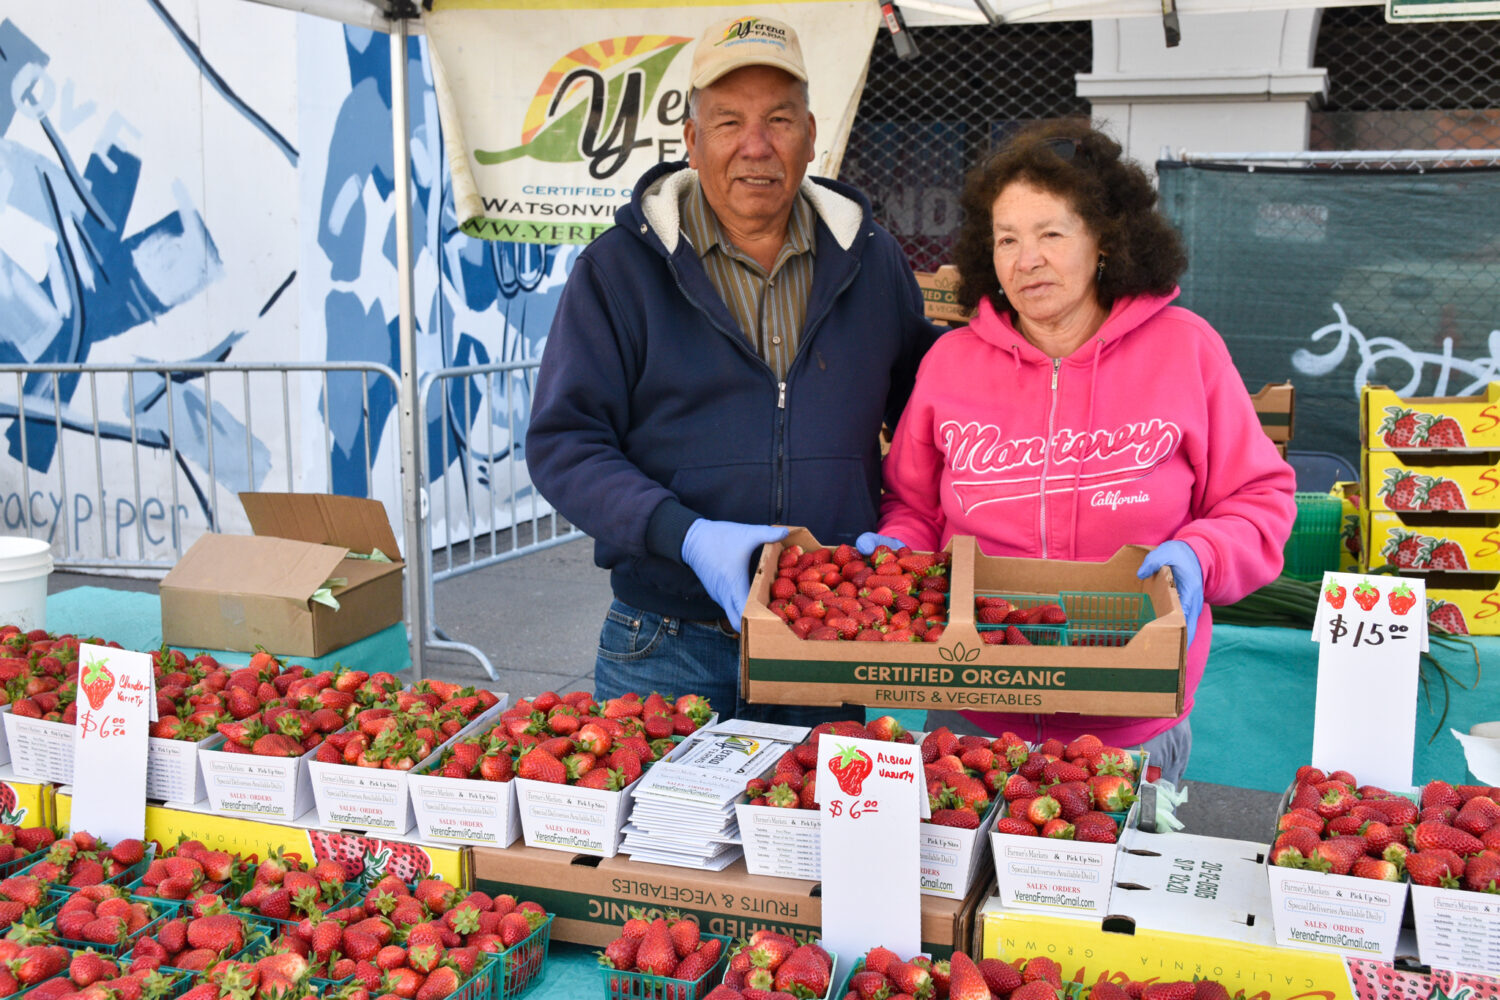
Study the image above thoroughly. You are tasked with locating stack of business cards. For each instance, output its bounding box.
[619,719,809,870]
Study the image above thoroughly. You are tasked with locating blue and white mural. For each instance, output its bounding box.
[0,2,570,565]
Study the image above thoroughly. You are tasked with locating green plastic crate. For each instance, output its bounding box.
[1061,591,1155,647]
[973,592,1067,645]
[1284,492,1342,581]
[977,591,1154,647]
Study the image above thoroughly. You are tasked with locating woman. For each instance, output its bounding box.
[868,123,1296,784]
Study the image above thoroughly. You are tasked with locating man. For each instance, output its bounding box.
[526,14,937,721]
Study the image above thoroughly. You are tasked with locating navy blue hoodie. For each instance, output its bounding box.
[526,161,937,621]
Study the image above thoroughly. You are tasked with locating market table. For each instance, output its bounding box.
[45,585,411,673]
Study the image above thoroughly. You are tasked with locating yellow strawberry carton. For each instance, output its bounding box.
[1422,588,1500,636]
[1364,384,1500,452]
[51,786,466,886]
[1365,512,1500,573]
[307,696,505,836]
[1364,452,1500,514]
[0,765,51,828]
[1332,481,1362,573]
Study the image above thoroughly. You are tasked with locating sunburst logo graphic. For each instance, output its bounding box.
[476,34,691,179]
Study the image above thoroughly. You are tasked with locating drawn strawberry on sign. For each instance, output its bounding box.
[80,656,116,710]
[1352,579,1381,611]
[828,743,874,796]
[1388,582,1417,616]
[1324,579,1347,609]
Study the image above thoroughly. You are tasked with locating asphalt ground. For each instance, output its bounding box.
[50,535,1279,843]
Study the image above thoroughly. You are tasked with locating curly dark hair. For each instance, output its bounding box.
[952,120,1188,315]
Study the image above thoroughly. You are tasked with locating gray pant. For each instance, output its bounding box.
[1140,716,1193,786]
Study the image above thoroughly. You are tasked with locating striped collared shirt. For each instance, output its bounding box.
[679,179,816,381]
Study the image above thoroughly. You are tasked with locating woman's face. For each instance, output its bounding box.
[991,181,1102,333]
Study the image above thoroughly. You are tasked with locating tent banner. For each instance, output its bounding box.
[422,0,879,244]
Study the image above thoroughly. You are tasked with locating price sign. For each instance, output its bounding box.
[818,736,923,962]
[69,643,152,840]
[1310,573,1426,789]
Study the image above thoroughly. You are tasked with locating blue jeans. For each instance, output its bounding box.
[594,599,832,729]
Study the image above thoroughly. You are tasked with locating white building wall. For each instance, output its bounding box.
[1080,10,1328,165]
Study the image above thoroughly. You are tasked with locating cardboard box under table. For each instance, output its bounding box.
[474,843,988,959]
[160,492,404,657]
[54,787,470,887]
[741,531,1186,715]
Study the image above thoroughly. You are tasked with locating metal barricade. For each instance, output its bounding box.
[0,362,402,570]
[416,360,587,680]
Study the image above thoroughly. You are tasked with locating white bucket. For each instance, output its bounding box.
[0,538,53,631]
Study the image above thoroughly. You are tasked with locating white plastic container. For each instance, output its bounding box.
[0,538,52,631]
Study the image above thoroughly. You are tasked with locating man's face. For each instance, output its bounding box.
[684,65,816,236]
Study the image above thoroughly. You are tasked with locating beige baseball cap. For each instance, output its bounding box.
[689,15,808,90]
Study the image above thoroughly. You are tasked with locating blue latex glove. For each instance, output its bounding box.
[856,531,908,556]
[681,519,789,627]
[1137,540,1203,647]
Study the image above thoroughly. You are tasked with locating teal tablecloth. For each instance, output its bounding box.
[44,586,411,673]
[1189,623,1495,792]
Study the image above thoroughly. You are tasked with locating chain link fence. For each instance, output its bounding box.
[840,21,1094,272]
[1312,5,1500,151]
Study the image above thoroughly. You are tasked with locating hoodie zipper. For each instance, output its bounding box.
[1039,358,1062,559]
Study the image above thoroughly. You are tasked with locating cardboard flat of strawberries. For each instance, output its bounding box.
[740,530,1187,717]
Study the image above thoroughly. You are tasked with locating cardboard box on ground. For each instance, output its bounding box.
[160,492,404,657]
[740,530,1187,716]
[473,843,990,959]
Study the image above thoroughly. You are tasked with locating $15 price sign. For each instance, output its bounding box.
[1311,572,1427,789]
[70,643,153,841]
[818,735,925,964]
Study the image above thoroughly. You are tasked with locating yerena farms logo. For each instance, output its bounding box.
[713,16,791,48]
[475,34,692,179]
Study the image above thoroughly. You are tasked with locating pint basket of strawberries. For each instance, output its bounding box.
[19,832,153,895]
[598,913,731,1000]
[1265,764,1415,960]
[48,885,174,956]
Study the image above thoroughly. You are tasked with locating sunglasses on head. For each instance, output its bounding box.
[1043,136,1079,161]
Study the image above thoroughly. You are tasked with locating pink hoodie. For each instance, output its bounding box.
[880,290,1297,749]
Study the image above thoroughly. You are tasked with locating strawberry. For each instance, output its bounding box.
[887,960,932,998]
[1022,955,1061,986]
[978,957,1024,995]
[634,919,677,977]
[995,817,1038,836]
[1412,821,1483,855]
[1407,849,1463,887]
[773,946,831,997]
[515,747,566,783]
[1351,579,1380,611]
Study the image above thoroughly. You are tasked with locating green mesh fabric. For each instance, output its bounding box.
[1159,162,1500,462]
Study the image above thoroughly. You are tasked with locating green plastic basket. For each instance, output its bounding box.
[493,913,552,999]
[1284,492,1342,582]
[976,591,1155,647]
[1061,591,1155,648]
[599,932,732,1000]
[973,592,1067,645]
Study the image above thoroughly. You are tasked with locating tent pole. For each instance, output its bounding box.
[390,15,427,681]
